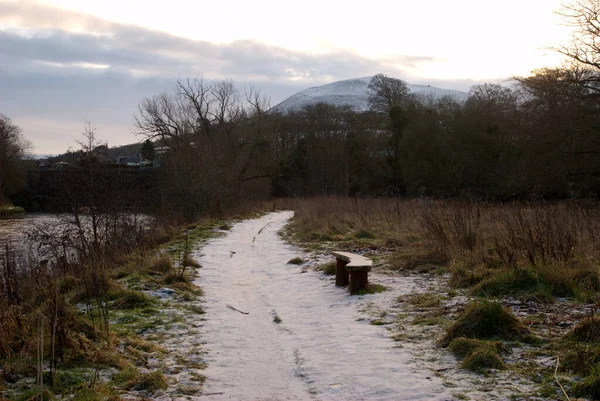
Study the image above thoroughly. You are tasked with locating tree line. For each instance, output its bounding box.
[5,0,600,220]
[130,70,600,220]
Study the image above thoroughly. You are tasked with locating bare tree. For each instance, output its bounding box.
[0,114,30,204]
[367,74,410,114]
[557,0,600,94]
[134,78,277,219]
[133,92,193,150]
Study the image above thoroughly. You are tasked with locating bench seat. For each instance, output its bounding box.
[332,251,373,294]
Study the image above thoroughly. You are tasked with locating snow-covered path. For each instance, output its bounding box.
[195,211,451,401]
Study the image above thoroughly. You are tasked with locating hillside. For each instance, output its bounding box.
[272,76,468,113]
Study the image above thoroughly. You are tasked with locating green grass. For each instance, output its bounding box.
[288,257,305,265]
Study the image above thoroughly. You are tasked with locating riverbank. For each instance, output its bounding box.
[0,202,271,399]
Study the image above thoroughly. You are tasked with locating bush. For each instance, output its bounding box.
[438,301,531,347]
[287,257,304,265]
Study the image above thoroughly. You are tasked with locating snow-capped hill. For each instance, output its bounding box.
[272,76,468,113]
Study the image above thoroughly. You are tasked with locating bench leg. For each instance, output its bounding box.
[335,258,349,286]
[350,271,368,295]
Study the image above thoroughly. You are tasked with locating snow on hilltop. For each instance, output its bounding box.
[272,76,468,113]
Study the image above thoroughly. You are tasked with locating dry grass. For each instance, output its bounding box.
[281,197,600,300]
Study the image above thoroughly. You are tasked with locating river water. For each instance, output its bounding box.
[0,214,59,255]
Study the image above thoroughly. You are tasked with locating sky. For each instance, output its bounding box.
[0,0,573,154]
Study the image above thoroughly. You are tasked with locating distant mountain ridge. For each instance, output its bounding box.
[272,76,468,113]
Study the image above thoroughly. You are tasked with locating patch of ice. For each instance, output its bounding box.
[153,287,177,299]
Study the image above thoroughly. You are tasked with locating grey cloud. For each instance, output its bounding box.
[0,1,435,85]
[0,1,475,153]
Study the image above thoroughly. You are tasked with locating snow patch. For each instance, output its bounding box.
[195,212,453,400]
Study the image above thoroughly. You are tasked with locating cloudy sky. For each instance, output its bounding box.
[0,0,571,154]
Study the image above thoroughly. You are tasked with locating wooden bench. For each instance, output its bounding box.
[332,251,373,295]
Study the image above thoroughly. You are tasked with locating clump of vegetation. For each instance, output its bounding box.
[355,229,376,239]
[438,301,531,347]
[0,205,25,217]
[573,367,600,400]
[449,337,509,372]
[149,253,174,274]
[128,370,167,392]
[317,262,337,275]
[448,337,509,358]
[355,284,387,295]
[287,257,304,265]
[111,289,155,310]
[182,255,201,268]
[568,318,600,343]
[472,268,541,297]
[461,346,506,372]
[391,249,450,273]
[403,292,441,308]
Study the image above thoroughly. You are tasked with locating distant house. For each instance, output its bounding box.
[52,161,69,170]
[116,152,152,168]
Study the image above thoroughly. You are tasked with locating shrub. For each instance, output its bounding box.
[287,257,304,265]
[438,301,530,347]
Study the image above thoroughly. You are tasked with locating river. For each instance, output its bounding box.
[0,214,60,256]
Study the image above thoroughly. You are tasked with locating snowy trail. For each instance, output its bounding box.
[195,211,451,401]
